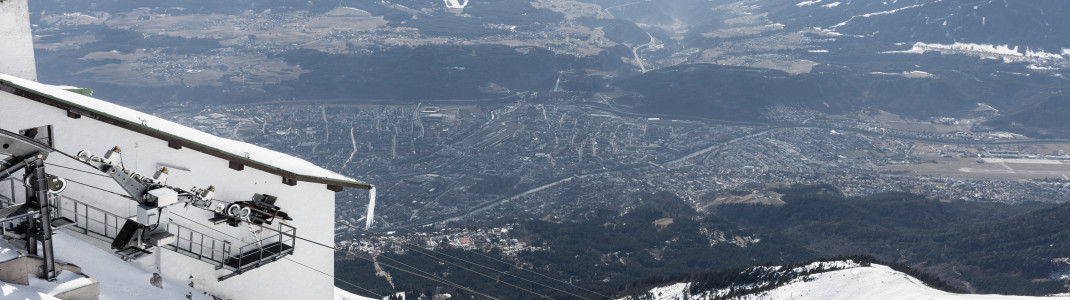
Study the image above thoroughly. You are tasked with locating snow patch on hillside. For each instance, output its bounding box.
[831,0,943,29]
[641,282,691,300]
[804,27,862,38]
[882,42,1070,69]
[1028,65,1058,71]
[789,260,862,273]
[884,42,1060,58]
[869,70,934,78]
[619,260,863,300]
[335,286,378,300]
[1026,48,1063,59]
[735,264,1070,300]
[337,7,371,15]
[625,261,1070,300]
[61,12,99,19]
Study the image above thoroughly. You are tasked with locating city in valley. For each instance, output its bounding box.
[147,95,1070,256]
[15,0,1070,298]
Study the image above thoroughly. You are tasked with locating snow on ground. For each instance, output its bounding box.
[0,236,63,299]
[626,262,1070,300]
[52,232,214,299]
[0,231,214,300]
[620,261,865,300]
[335,286,378,300]
[1,283,62,299]
[644,282,691,300]
[24,271,96,297]
[736,264,1070,300]
[0,238,22,262]
[2,231,381,300]
[787,260,861,274]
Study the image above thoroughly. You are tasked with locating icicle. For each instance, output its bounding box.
[365,186,376,229]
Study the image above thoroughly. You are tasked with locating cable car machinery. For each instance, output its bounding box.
[0,126,299,281]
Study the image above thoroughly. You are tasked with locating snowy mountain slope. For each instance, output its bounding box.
[735,264,1070,300]
[335,287,377,300]
[622,260,1070,300]
[618,261,865,300]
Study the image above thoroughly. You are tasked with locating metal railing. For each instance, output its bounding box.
[52,195,131,240]
[42,191,297,279]
[237,223,296,265]
[1,177,18,207]
[0,178,25,236]
[220,222,296,280]
[163,222,231,267]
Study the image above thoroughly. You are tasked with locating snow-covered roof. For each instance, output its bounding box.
[0,73,370,190]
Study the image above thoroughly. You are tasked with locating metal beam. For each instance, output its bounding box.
[0,158,30,181]
[30,161,57,281]
[0,127,51,158]
[0,128,58,281]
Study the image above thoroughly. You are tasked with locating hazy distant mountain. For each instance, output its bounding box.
[26,0,1070,134]
[602,0,1070,132]
[772,0,1070,52]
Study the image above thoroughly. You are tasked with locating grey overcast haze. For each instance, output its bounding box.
[6,0,1070,299]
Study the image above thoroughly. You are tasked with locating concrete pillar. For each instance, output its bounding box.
[0,0,38,81]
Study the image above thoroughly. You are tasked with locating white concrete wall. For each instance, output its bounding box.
[0,0,37,81]
[0,92,336,300]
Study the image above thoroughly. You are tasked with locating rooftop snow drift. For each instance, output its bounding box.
[0,73,370,191]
